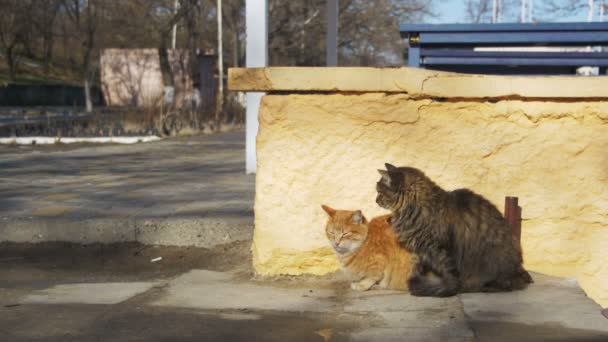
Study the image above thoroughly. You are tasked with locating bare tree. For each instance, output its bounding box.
[465,0,493,22]
[223,0,245,68]
[541,0,593,20]
[0,0,32,81]
[268,0,433,66]
[32,0,62,75]
[339,0,434,66]
[61,0,101,112]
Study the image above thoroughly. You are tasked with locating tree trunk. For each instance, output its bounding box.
[232,27,239,68]
[62,18,70,68]
[84,77,93,112]
[41,1,60,76]
[82,1,96,113]
[6,45,17,81]
[43,34,55,76]
[82,43,94,112]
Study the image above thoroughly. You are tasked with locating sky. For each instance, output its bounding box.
[430,0,592,24]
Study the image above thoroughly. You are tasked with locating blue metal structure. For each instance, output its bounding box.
[400,22,608,75]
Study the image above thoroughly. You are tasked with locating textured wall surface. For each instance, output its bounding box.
[254,93,608,307]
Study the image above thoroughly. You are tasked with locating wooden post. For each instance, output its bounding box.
[504,196,522,242]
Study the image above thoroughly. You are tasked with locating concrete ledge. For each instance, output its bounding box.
[228,67,608,98]
[0,217,253,249]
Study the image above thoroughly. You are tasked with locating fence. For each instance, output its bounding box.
[0,84,104,107]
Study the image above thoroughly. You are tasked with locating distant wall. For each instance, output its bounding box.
[100,49,164,107]
[0,85,103,107]
[100,49,198,109]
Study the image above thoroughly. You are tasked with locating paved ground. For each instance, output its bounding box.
[1,242,607,342]
[1,131,607,341]
[0,131,254,247]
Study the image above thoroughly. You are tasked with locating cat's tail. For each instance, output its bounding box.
[408,272,459,297]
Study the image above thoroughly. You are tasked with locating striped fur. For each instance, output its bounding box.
[376,164,532,297]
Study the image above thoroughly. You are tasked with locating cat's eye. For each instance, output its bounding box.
[343,232,353,237]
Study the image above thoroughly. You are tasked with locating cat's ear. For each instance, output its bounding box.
[321,205,336,217]
[378,169,392,185]
[385,163,397,171]
[352,210,364,224]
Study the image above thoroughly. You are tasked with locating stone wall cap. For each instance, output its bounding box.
[228,67,608,99]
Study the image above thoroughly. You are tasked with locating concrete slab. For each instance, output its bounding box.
[149,270,476,341]
[2,304,108,341]
[151,270,337,312]
[345,291,473,341]
[344,290,459,312]
[461,273,608,333]
[21,282,156,305]
[351,326,473,342]
[2,250,608,342]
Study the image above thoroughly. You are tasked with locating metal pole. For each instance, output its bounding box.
[172,0,178,49]
[245,0,268,174]
[326,0,338,66]
[589,0,595,22]
[601,1,605,22]
[492,0,498,23]
[521,0,527,23]
[217,0,223,123]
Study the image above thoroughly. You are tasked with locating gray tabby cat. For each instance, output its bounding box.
[376,163,532,297]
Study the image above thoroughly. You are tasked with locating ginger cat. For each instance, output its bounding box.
[321,205,414,291]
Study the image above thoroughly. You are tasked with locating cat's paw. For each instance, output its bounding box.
[351,282,371,291]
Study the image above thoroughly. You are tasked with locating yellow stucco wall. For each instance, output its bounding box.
[253,93,608,307]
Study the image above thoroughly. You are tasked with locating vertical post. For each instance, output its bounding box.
[198,54,217,123]
[504,196,522,242]
[589,0,595,22]
[521,0,527,23]
[246,0,268,174]
[172,0,178,49]
[407,33,421,67]
[492,0,498,23]
[528,0,533,22]
[217,0,224,123]
[601,1,605,22]
[326,0,338,66]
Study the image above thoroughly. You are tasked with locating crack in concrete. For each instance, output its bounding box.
[361,118,420,127]
[482,135,527,159]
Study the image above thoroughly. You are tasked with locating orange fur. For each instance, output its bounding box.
[321,205,414,291]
